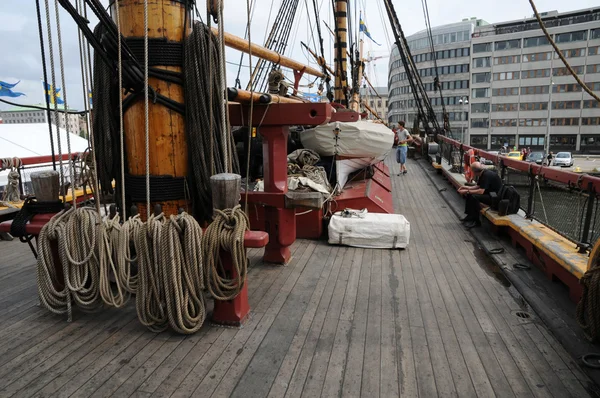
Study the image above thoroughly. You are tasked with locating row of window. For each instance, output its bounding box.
[470,100,599,113]
[406,29,472,52]
[391,79,470,95]
[471,83,600,98]
[409,48,471,64]
[2,112,46,118]
[470,134,600,149]
[471,66,600,82]
[470,117,600,128]
[389,64,470,83]
[472,29,600,53]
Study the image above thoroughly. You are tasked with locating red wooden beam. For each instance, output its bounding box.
[1,153,80,168]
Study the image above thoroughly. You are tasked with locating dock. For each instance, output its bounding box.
[0,158,594,397]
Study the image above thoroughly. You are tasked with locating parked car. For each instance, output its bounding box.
[506,151,523,161]
[552,152,574,167]
[526,151,545,164]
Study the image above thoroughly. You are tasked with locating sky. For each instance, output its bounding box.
[0,0,597,112]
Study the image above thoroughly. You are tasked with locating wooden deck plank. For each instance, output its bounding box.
[228,243,331,398]
[263,247,339,398]
[379,250,400,398]
[341,248,372,397]
[361,249,382,398]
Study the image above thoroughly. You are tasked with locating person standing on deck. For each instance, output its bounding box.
[395,121,413,175]
[457,161,503,229]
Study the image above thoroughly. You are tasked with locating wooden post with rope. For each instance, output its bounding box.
[31,170,60,202]
[209,173,251,326]
[115,0,190,219]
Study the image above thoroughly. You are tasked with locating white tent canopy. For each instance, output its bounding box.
[0,123,90,188]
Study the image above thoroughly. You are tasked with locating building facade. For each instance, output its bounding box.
[469,8,600,152]
[360,86,389,121]
[0,105,82,136]
[388,18,489,141]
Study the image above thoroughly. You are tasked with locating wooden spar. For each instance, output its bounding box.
[116,0,190,219]
[362,101,383,122]
[301,42,335,76]
[333,0,348,104]
[210,27,324,78]
[349,39,365,112]
[227,88,306,104]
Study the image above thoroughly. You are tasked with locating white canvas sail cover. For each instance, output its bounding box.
[300,120,394,158]
[328,209,410,249]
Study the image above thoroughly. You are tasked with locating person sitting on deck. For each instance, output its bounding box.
[457,161,503,229]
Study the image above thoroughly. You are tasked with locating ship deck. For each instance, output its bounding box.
[0,158,595,397]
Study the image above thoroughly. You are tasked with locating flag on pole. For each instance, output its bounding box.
[42,81,65,105]
[0,80,25,98]
[359,14,381,46]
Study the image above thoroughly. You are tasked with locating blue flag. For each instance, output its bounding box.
[0,81,25,97]
[43,81,64,105]
[359,15,381,46]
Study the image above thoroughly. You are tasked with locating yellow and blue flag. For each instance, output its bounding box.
[88,89,93,107]
[43,81,64,105]
[359,14,381,46]
[0,80,25,98]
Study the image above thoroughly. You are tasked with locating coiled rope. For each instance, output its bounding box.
[203,205,250,301]
[1,157,22,204]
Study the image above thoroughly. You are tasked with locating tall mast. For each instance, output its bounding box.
[333,0,348,105]
[349,38,364,112]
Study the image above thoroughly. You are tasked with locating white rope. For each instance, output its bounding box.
[43,0,65,196]
[144,0,150,218]
[53,0,76,207]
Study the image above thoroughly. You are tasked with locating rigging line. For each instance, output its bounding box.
[35,0,57,171]
[529,0,600,103]
[263,0,278,45]
[44,0,66,194]
[0,100,86,115]
[54,0,77,207]
[144,0,150,218]
[235,0,258,88]
[244,0,254,215]
[115,0,125,220]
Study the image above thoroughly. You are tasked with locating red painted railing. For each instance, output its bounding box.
[437,135,600,191]
[1,153,81,168]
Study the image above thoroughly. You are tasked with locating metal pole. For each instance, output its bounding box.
[545,76,554,154]
[580,182,595,249]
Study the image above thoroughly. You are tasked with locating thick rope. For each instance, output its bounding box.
[1,158,22,203]
[577,260,600,342]
[203,205,250,301]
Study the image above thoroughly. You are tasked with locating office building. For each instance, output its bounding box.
[388,18,489,142]
[469,7,600,152]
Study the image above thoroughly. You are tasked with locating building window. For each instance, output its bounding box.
[551,118,579,126]
[472,72,491,84]
[471,118,489,128]
[473,43,491,53]
[519,136,545,147]
[472,88,490,98]
[520,102,548,111]
[523,36,550,48]
[471,103,490,113]
[494,39,521,51]
[492,87,519,96]
[592,29,600,40]
[582,117,600,126]
[491,119,517,127]
[472,57,491,68]
[553,65,584,76]
[491,135,516,147]
[550,135,576,148]
[522,52,550,62]
[518,118,547,127]
[555,30,587,43]
[555,48,586,58]
[521,85,549,95]
[470,136,488,146]
[584,100,600,109]
[493,103,519,112]
[552,101,580,110]
[552,84,582,93]
[521,69,550,79]
[494,55,520,65]
[493,71,520,81]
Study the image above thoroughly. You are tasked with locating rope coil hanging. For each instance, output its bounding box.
[576,259,600,342]
[203,205,250,301]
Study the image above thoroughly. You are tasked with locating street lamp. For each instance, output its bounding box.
[459,97,469,143]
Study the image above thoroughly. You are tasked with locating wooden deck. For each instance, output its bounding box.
[0,158,594,397]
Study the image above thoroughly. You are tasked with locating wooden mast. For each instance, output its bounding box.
[116,0,190,218]
[333,0,348,104]
[349,38,365,112]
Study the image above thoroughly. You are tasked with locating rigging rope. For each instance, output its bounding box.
[203,205,250,301]
[1,158,22,203]
[245,0,255,214]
